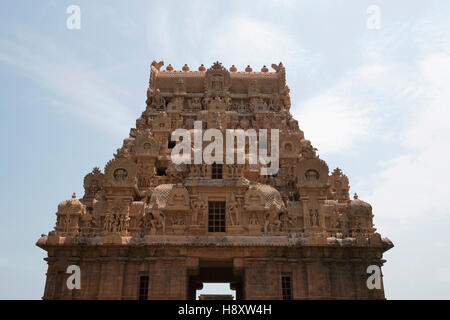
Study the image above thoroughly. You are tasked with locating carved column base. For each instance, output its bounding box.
[104,233,128,244]
[248,225,263,235]
[172,225,186,235]
[227,226,245,234]
[189,225,204,235]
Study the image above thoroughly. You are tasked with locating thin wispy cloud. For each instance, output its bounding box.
[292,71,375,155]
[297,10,450,298]
[368,50,450,222]
[0,0,450,300]
[205,17,308,68]
[146,1,310,71]
[0,26,134,138]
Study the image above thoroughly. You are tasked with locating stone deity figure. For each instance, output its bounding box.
[249,214,259,225]
[192,200,206,225]
[228,197,241,226]
[144,203,166,234]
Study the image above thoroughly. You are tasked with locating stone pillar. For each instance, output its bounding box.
[187,278,202,300]
[88,260,102,299]
[97,258,114,299]
[233,257,245,300]
[115,258,128,299]
[323,258,336,299]
[366,258,387,300]
[293,261,308,299]
[122,259,140,300]
[186,257,200,300]
[60,257,80,300]
[244,260,280,299]
[42,258,58,300]
[304,257,331,299]
[350,258,365,299]
[333,260,346,299]
[341,259,354,298]
[148,258,188,300]
[77,258,90,299]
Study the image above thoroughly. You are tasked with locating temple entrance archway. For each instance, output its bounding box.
[188,259,244,300]
[196,283,235,300]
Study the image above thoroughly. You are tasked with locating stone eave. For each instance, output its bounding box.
[36,234,394,251]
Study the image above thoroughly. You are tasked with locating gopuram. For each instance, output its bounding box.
[36,61,393,300]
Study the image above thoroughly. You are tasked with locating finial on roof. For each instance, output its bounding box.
[182,64,190,72]
[271,62,284,72]
[230,65,237,72]
[92,167,101,174]
[210,61,224,71]
[245,65,252,72]
[72,192,77,199]
[151,61,164,71]
[354,193,359,200]
[261,65,268,72]
[166,64,173,71]
[198,64,206,71]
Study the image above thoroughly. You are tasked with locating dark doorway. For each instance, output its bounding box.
[187,260,244,300]
[196,283,235,300]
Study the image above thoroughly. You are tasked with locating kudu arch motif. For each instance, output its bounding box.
[37,61,393,300]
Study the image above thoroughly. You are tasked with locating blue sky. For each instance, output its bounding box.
[1,0,450,299]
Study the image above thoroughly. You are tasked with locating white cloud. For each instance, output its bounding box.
[205,17,306,69]
[289,23,450,294]
[435,268,450,284]
[359,50,450,299]
[0,27,135,138]
[146,3,309,72]
[367,51,450,221]
[293,37,450,226]
[291,63,401,154]
[293,91,371,154]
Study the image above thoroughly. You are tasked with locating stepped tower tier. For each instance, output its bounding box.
[37,61,393,300]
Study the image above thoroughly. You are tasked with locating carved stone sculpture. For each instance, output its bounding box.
[37,61,393,300]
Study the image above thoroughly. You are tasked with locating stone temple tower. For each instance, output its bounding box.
[36,61,393,300]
